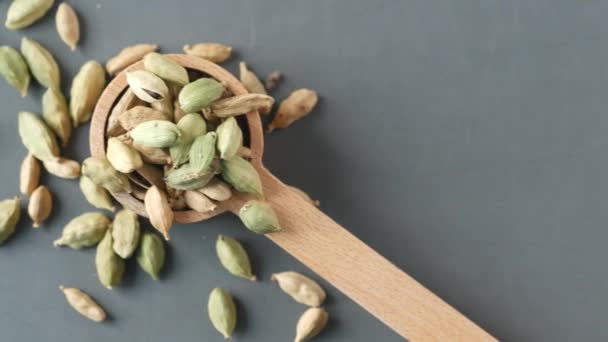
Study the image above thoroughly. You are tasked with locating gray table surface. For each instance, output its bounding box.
[0,0,606,341]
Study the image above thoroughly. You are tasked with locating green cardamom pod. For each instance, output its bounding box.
[165,164,216,190]
[238,200,282,234]
[216,117,242,160]
[0,46,29,97]
[220,156,263,197]
[178,78,224,113]
[95,229,125,289]
[143,52,189,86]
[216,235,255,281]
[5,0,54,30]
[81,157,132,193]
[136,231,165,280]
[199,177,232,201]
[18,111,59,162]
[53,212,110,249]
[20,37,60,89]
[130,120,181,148]
[271,271,327,307]
[0,197,21,245]
[294,307,329,342]
[208,287,237,339]
[79,176,115,212]
[170,113,207,167]
[42,88,71,146]
[189,132,217,172]
[70,60,106,127]
[111,208,140,259]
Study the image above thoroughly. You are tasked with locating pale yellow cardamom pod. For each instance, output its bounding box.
[0,46,30,97]
[129,120,181,148]
[288,185,320,207]
[117,105,168,131]
[111,208,140,259]
[20,37,60,89]
[271,271,326,307]
[81,157,132,193]
[95,229,125,289]
[18,111,59,162]
[294,307,329,342]
[216,235,255,281]
[144,186,173,240]
[53,212,110,249]
[42,87,71,146]
[70,60,106,127]
[220,156,263,197]
[55,2,79,51]
[211,93,274,118]
[136,231,165,280]
[133,142,171,165]
[126,70,169,103]
[59,286,106,322]
[105,43,158,76]
[143,52,188,86]
[183,43,232,63]
[28,185,52,228]
[208,288,237,339]
[198,177,232,202]
[43,157,81,179]
[268,89,318,133]
[107,89,143,137]
[238,200,282,234]
[216,117,243,160]
[5,0,54,30]
[106,137,143,173]
[19,153,40,195]
[184,190,216,213]
[0,197,21,245]
[178,77,224,113]
[239,61,267,95]
[79,176,115,212]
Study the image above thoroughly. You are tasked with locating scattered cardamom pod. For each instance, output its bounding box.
[0,46,30,97]
[0,197,21,245]
[294,307,329,342]
[271,271,326,307]
[79,176,115,212]
[126,70,169,103]
[165,164,216,190]
[220,156,263,197]
[130,120,181,148]
[5,0,54,30]
[70,60,106,127]
[43,157,80,179]
[189,132,217,171]
[53,212,110,249]
[107,89,143,137]
[211,93,275,118]
[20,37,60,89]
[136,231,165,280]
[170,113,207,167]
[105,43,158,76]
[96,229,125,289]
[183,43,232,63]
[288,185,320,207]
[55,2,79,51]
[143,52,188,86]
[184,190,216,213]
[110,208,140,258]
[81,157,132,193]
[19,153,40,195]
[118,105,168,131]
[268,89,318,133]
[18,111,59,162]
[198,178,232,201]
[151,95,174,120]
[216,117,242,160]
[239,61,267,95]
[144,186,173,240]
[42,87,71,146]
[28,185,52,228]
[208,287,237,339]
[216,235,255,281]
[239,200,281,234]
[178,78,224,113]
[59,286,107,322]
[265,70,282,91]
[106,137,143,173]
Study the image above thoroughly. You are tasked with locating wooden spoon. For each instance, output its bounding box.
[90,54,496,341]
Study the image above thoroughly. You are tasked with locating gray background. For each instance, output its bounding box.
[0,0,606,341]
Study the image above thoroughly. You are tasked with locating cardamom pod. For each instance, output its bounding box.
[18,111,59,162]
[126,70,169,103]
[130,120,181,148]
[5,0,53,30]
[198,178,232,201]
[118,105,168,131]
[42,87,71,146]
[220,156,263,197]
[95,229,125,289]
[183,43,232,63]
[79,176,115,212]
[111,208,140,258]
[165,164,216,190]
[28,185,52,228]
[170,113,207,167]
[268,89,318,133]
[0,197,21,244]
[106,43,158,76]
[211,94,274,118]
[59,286,106,322]
[55,2,79,51]
[271,271,326,307]
[19,153,40,195]
[238,200,282,234]
[239,62,267,95]
[53,212,110,249]
[133,142,171,165]
[216,235,255,281]
[189,132,217,171]
[107,89,143,137]
[288,185,320,207]
[20,37,60,89]
[178,78,224,113]
[143,52,188,86]
[294,307,329,342]
[70,60,106,127]
[43,157,80,179]
[216,117,242,160]
[144,186,173,240]
[208,288,237,339]
[81,157,132,193]
[106,137,143,173]
[136,231,165,280]
[0,46,30,97]
[150,95,174,120]
[184,190,216,213]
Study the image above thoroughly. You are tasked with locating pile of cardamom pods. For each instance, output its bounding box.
[0,0,329,341]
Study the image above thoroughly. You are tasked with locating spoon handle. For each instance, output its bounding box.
[233,169,496,341]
